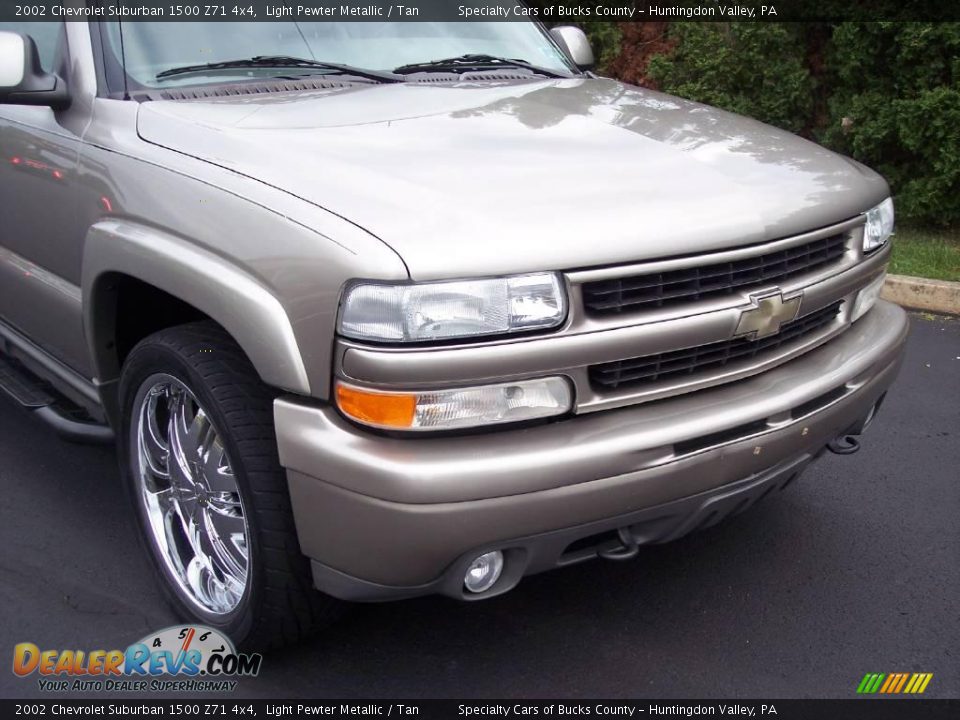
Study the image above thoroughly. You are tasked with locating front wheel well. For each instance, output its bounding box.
[89,274,210,418]
[114,277,209,365]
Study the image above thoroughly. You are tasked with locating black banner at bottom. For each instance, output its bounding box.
[1,699,957,720]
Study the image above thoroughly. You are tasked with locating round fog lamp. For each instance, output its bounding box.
[463,551,504,594]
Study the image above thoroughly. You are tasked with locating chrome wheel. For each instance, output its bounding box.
[133,374,249,616]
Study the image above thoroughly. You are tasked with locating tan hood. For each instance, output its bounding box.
[138,77,888,279]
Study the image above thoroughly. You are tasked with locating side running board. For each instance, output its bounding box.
[0,354,114,444]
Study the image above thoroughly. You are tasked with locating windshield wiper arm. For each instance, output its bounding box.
[393,54,568,78]
[156,56,402,83]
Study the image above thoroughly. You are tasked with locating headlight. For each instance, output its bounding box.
[338,273,566,343]
[335,377,573,431]
[863,198,895,253]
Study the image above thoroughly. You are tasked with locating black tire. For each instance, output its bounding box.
[118,321,339,649]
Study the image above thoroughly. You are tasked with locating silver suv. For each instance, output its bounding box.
[0,16,906,648]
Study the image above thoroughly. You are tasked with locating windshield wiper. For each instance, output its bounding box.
[156,56,402,83]
[393,54,569,79]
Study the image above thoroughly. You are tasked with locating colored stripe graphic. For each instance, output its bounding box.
[893,673,909,693]
[857,673,885,693]
[857,672,932,694]
[905,673,934,694]
[884,673,906,693]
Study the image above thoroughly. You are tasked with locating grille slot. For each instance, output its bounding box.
[590,302,843,391]
[582,234,847,315]
[673,420,771,457]
[791,386,848,419]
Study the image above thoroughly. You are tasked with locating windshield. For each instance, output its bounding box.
[104,18,575,88]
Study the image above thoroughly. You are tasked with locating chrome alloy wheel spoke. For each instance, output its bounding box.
[140,387,172,483]
[167,389,210,489]
[134,375,250,616]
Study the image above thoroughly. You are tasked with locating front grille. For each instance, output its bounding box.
[590,302,842,391]
[582,234,847,315]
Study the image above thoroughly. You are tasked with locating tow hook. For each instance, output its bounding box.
[599,527,640,561]
[828,435,861,455]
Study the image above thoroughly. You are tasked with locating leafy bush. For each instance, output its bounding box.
[646,23,814,134]
[822,23,960,226]
[617,20,960,227]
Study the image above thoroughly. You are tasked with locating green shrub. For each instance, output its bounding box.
[646,23,814,134]
[630,21,960,227]
[822,23,960,226]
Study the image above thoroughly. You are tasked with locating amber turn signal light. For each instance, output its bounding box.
[336,384,417,429]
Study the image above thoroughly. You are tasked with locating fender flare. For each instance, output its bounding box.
[82,219,311,401]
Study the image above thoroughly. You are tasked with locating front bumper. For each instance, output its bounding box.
[275,301,908,601]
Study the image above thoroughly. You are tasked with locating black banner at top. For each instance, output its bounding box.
[2,1,960,23]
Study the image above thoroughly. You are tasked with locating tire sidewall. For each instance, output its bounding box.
[118,341,263,645]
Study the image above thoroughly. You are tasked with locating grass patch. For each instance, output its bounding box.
[889,227,960,282]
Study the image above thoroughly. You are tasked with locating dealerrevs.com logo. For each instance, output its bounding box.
[13,625,262,693]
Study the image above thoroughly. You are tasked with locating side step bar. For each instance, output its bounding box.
[0,354,114,444]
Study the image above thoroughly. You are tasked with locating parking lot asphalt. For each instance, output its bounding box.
[0,311,957,700]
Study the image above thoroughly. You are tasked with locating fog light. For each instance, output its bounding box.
[463,551,504,594]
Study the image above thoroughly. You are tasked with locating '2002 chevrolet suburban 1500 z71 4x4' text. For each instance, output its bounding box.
[0,15,906,647]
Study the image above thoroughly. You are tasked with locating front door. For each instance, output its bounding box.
[0,21,89,375]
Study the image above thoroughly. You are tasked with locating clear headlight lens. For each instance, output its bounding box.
[864,198,895,253]
[852,272,887,323]
[336,377,573,431]
[338,273,566,343]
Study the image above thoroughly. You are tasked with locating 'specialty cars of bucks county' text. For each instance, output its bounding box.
[0,13,905,647]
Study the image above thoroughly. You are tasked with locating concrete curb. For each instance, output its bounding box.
[882,274,960,316]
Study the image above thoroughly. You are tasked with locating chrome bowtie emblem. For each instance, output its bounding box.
[735,291,802,339]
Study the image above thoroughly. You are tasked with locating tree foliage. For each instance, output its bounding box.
[822,23,960,225]
[602,21,960,227]
[647,23,814,135]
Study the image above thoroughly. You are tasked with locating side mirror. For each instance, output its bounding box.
[549,26,595,72]
[0,31,69,109]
